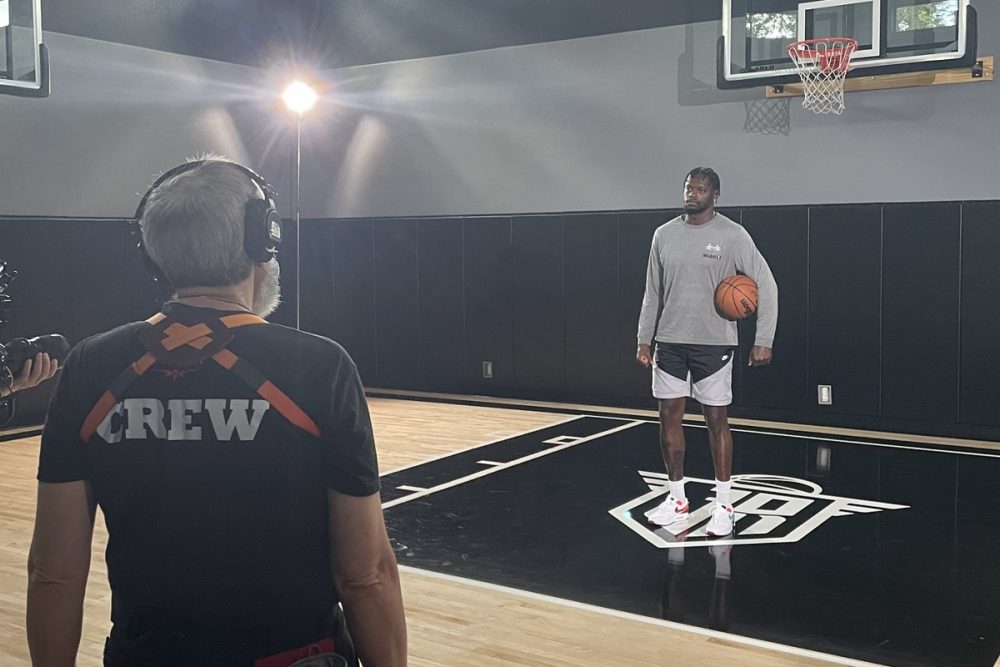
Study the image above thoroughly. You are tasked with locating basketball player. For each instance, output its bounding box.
[636,167,777,536]
[27,158,406,666]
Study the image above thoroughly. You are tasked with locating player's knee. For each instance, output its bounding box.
[703,407,730,433]
[658,398,685,420]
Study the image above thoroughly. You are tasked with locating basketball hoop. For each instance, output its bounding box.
[786,38,858,115]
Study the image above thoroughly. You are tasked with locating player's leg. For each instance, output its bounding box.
[690,346,737,536]
[659,397,687,481]
[703,405,733,483]
[646,397,690,526]
[646,344,692,526]
[703,407,736,536]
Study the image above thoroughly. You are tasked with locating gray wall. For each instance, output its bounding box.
[0,32,293,219]
[1,8,997,219]
[304,1,1000,218]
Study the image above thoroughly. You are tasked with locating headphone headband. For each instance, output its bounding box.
[133,160,277,223]
[131,160,283,296]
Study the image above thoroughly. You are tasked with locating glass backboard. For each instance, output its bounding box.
[1,0,48,97]
[719,0,976,89]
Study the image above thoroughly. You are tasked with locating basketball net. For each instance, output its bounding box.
[786,38,858,115]
[744,97,791,136]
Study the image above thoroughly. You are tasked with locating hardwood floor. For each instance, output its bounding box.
[0,398,867,665]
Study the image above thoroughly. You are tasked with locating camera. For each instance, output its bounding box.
[0,334,71,379]
[0,259,70,401]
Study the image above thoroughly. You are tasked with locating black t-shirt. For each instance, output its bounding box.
[38,303,380,629]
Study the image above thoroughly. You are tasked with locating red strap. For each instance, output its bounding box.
[254,639,336,667]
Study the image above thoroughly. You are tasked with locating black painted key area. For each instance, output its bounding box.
[383,417,1000,667]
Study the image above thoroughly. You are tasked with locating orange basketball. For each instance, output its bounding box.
[714,275,758,320]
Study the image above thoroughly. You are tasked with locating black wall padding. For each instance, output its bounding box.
[373,218,421,388]
[330,219,377,381]
[512,216,565,392]
[564,214,620,396]
[463,217,514,390]
[881,203,961,422]
[418,219,465,392]
[959,202,1000,427]
[6,199,1000,443]
[299,220,335,337]
[319,201,996,440]
[739,207,809,412]
[808,205,882,416]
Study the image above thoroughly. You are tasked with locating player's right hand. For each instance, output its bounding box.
[636,344,652,368]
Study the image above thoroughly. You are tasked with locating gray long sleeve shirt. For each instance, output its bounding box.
[637,213,778,348]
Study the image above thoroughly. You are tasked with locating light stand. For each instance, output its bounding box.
[282,81,317,330]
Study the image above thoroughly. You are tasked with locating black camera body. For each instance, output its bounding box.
[0,334,71,378]
[0,260,71,427]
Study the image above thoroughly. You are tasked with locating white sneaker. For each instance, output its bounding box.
[706,503,735,536]
[645,494,689,527]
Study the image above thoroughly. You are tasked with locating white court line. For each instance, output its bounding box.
[380,414,582,476]
[476,460,504,466]
[399,565,886,667]
[383,420,643,509]
[395,485,428,492]
[583,414,1000,459]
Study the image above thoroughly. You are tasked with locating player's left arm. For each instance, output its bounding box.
[26,479,96,667]
[735,231,778,366]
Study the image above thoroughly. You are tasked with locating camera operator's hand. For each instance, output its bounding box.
[1,352,58,397]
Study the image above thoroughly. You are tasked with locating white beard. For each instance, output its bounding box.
[252,259,281,318]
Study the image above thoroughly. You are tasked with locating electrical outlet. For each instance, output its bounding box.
[482,361,493,379]
[817,385,832,405]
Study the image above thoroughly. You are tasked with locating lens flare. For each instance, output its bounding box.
[282,81,317,113]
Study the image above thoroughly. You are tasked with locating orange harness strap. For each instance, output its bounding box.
[80,312,320,440]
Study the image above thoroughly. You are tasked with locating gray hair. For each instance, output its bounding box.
[140,156,260,288]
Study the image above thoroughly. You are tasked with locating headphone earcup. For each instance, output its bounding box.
[244,199,279,263]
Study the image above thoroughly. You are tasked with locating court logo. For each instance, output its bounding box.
[609,473,908,549]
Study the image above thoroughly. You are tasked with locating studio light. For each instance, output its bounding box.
[282,81,317,114]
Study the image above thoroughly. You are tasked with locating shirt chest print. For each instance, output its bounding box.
[703,242,722,260]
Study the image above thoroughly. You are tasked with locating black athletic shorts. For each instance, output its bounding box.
[652,343,735,406]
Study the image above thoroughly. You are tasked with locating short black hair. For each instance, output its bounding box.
[685,167,720,193]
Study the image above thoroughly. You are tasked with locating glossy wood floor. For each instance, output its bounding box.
[0,398,927,666]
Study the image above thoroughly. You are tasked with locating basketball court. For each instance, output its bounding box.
[2,0,999,665]
[3,399,998,665]
[381,405,1000,666]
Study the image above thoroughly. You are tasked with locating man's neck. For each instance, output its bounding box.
[172,287,252,312]
[685,208,717,225]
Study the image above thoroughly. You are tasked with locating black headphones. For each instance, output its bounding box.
[131,160,283,291]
